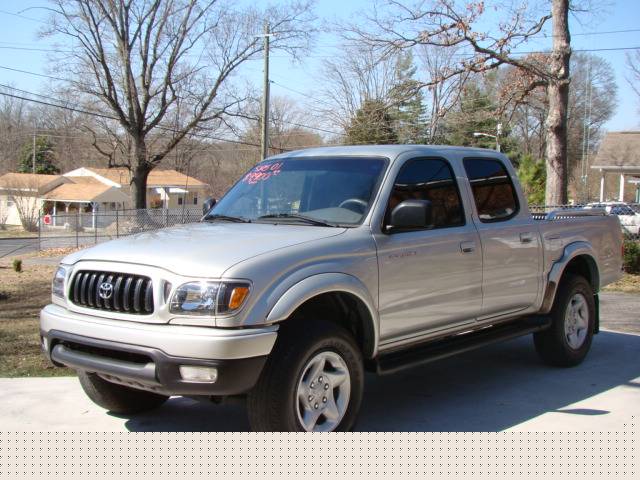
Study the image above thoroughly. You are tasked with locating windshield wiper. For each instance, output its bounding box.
[257,213,336,227]
[203,214,251,223]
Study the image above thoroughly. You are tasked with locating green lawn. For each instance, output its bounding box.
[0,262,70,377]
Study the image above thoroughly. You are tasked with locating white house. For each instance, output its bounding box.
[0,167,210,228]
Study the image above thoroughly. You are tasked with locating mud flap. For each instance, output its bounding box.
[594,293,600,334]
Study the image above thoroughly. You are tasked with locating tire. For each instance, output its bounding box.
[534,274,596,367]
[247,319,364,432]
[78,371,169,414]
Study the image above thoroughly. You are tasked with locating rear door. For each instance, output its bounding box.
[374,157,483,343]
[462,157,541,318]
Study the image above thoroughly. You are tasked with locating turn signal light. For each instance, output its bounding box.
[228,286,250,310]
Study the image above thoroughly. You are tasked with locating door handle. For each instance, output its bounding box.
[460,241,476,253]
[520,232,535,244]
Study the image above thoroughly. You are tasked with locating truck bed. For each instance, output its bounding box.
[533,208,623,290]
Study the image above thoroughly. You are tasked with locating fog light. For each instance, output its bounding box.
[179,365,218,383]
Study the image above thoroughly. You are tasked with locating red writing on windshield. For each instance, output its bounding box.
[242,162,283,184]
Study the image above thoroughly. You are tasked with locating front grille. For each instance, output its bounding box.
[68,270,154,314]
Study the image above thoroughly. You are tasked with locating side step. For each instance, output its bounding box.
[374,316,552,376]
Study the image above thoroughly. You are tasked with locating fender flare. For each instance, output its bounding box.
[266,273,379,358]
[540,241,600,314]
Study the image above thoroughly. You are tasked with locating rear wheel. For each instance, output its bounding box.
[247,319,364,432]
[534,274,596,367]
[78,371,169,414]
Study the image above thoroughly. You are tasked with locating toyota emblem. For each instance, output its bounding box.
[98,282,114,300]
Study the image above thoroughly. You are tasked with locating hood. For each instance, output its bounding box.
[63,222,346,277]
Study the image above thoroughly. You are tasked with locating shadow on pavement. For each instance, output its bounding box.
[121,330,640,432]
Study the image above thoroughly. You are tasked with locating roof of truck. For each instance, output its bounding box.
[268,144,504,162]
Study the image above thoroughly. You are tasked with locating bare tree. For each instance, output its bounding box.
[626,50,640,113]
[0,87,32,174]
[417,44,471,143]
[43,0,315,208]
[241,96,323,153]
[0,176,44,231]
[501,52,617,200]
[345,0,576,204]
[0,200,8,230]
[316,44,403,131]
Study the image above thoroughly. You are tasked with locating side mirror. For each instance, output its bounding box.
[386,199,432,232]
[202,197,217,215]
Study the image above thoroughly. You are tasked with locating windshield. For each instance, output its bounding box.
[205,157,387,226]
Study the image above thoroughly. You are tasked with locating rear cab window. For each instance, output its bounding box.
[463,158,519,222]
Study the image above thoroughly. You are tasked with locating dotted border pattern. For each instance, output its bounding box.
[0,418,636,478]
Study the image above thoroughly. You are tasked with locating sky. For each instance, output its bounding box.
[0,0,639,135]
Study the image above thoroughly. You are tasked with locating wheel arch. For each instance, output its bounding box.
[541,242,600,315]
[266,273,379,358]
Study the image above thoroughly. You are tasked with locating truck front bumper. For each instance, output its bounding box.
[40,304,278,396]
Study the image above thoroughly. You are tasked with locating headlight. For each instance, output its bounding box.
[52,266,67,298]
[169,281,250,316]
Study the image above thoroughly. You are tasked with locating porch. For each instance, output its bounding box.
[591,165,640,203]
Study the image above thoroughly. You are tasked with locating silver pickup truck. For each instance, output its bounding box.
[40,145,623,431]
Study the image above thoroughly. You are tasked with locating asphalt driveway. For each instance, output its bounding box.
[1,292,638,431]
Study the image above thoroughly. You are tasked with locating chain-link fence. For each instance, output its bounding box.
[35,207,203,252]
[35,204,640,250]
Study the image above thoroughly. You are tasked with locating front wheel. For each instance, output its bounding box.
[534,274,596,367]
[247,319,364,432]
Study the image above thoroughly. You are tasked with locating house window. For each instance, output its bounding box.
[6,196,15,207]
[193,195,198,205]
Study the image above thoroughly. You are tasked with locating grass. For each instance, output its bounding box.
[603,273,640,294]
[0,226,37,238]
[0,261,70,377]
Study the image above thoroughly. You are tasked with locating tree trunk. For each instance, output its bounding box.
[130,140,150,210]
[544,0,571,205]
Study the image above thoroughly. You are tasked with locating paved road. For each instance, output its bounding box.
[0,235,109,258]
[0,237,38,258]
[0,293,638,432]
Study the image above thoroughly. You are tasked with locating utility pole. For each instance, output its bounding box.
[32,126,36,174]
[260,22,271,160]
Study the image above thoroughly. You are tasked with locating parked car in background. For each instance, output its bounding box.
[585,202,640,235]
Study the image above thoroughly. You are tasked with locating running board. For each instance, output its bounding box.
[374,316,552,376]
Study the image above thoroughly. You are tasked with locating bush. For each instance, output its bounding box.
[12,259,22,273]
[623,240,640,274]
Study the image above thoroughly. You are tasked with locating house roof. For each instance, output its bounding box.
[84,167,207,188]
[0,172,63,191]
[42,178,129,203]
[592,131,640,168]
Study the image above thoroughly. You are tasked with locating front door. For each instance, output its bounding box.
[375,157,483,344]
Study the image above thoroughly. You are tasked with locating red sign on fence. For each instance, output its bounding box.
[43,214,52,225]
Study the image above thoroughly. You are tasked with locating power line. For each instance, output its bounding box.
[0,64,342,137]
[0,41,638,58]
[0,89,283,150]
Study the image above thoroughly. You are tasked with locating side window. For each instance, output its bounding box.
[386,158,464,230]
[463,158,519,222]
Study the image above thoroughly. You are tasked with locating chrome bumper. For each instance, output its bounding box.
[39,304,279,396]
[40,304,278,360]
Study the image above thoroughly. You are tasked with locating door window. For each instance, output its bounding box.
[385,158,464,230]
[463,158,519,222]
